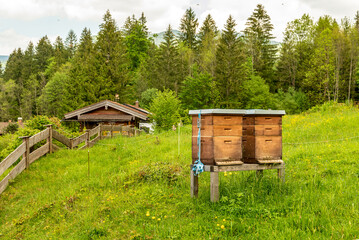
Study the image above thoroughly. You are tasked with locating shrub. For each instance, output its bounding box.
[149,89,182,131]
[3,123,19,134]
[275,87,310,114]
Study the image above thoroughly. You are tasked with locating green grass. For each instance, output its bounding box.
[1,103,359,239]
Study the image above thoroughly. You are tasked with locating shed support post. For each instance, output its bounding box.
[278,167,285,183]
[190,170,198,198]
[210,171,219,202]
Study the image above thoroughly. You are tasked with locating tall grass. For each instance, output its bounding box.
[0,103,359,239]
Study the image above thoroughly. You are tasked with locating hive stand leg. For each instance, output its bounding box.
[256,170,263,178]
[278,167,285,183]
[210,171,219,202]
[190,170,198,198]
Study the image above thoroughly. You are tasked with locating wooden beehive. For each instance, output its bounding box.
[242,110,286,164]
[189,109,246,166]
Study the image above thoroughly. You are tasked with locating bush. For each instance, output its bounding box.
[241,75,275,109]
[275,87,310,114]
[149,89,182,131]
[140,88,159,110]
[3,123,19,134]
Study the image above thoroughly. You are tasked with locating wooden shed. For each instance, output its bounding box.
[242,109,286,164]
[63,100,150,131]
[189,109,246,166]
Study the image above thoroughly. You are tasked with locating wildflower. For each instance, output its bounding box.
[217,224,220,227]
[146,211,150,217]
[157,218,161,221]
[223,219,226,222]
[229,172,232,175]
[152,216,156,220]
[164,216,167,218]
[224,172,228,176]
[221,225,225,229]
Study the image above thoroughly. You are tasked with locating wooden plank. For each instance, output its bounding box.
[29,143,49,165]
[29,128,49,148]
[101,125,112,131]
[52,129,71,147]
[112,125,123,131]
[72,133,87,147]
[0,159,26,195]
[90,136,100,144]
[210,172,219,202]
[89,126,100,137]
[0,142,26,177]
[203,163,284,172]
[190,170,198,198]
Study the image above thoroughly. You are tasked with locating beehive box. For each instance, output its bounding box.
[242,109,286,164]
[189,109,246,165]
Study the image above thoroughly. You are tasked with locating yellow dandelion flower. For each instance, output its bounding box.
[164,216,167,218]
[223,219,226,222]
[157,218,161,221]
[146,211,150,217]
[221,225,225,229]
[229,172,232,175]
[217,224,220,227]
[152,216,156,220]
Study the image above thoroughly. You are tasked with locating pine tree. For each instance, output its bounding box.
[95,10,130,101]
[65,30,77,60]
[53,36,67,68]
[244,4,277,89]
[179,7,199,50]
[154,24,185,93]
[122,13,151,71]
[215,15,248,108]
[198,14,219,76]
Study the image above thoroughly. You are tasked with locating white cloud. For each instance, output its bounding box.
[0,29,37,55]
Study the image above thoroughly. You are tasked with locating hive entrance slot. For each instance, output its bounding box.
[265,140,272,143]
[224,128,232,131]
[224,140,232,144]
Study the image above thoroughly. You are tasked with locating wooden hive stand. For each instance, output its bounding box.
[190,162,285,202]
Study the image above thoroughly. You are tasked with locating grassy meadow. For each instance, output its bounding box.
[1,103,359,239]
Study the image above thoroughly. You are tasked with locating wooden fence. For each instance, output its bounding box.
[0,124,140,195]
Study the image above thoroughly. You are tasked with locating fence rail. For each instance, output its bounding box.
[0,124,140,195]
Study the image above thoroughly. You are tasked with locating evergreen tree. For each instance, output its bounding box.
[53,36,67,68]
[122,13,151,71]
[215,15,248,108]
[154,25,185,93]
[95,10,130,101]
[198,14,219,75]
[179,7,199,50]
[65,30,77,59]
[244,4,277,89]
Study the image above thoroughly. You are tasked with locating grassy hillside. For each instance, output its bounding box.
[1,103,359,239]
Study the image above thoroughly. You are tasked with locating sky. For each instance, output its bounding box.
[0,0,359,55]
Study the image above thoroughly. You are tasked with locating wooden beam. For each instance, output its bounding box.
[0,142,26,176]
[210,172,219,202]
[190,170,198,198]
[28,128,49,148]
[0,159,26,194]
[29,143,49,164]
[52,129,71,148]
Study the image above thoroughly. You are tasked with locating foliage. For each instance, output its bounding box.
[149,89,181,131]
[3,123,19,134]
[180,64,218,109]
[241,75,274,109]
[179,8,199,50]
[140,88,158,110]
[274,87,310,114]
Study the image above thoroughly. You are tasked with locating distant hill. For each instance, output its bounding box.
[149,30,181,45]
[0,55,8,67]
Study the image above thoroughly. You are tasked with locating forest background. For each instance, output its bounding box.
[1,4,359,123]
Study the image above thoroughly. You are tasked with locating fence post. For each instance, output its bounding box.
[86,130,90,148]
[44,124,53,154]
[99,123,102,140]
[110,124,114,138]
[70,139,74,150]
[19,136,30,169]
